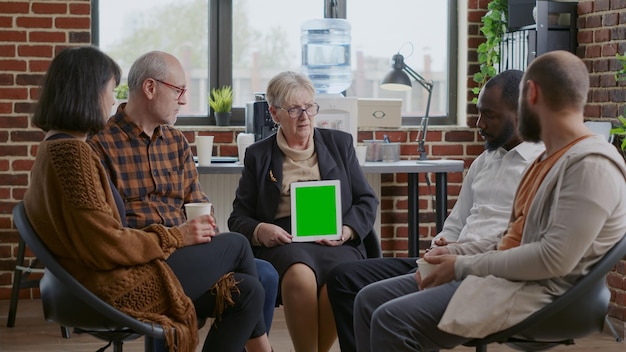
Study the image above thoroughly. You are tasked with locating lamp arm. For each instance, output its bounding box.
[403,64,433,93]
[402,64,433,160]
[384,54,434,160]
[416,88,432,160]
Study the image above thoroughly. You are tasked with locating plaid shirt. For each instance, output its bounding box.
[88,106,209,229]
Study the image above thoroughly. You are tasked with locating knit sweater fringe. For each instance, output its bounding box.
[211,272,242,324]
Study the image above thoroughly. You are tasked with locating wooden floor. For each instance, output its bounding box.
[0,299,623,351]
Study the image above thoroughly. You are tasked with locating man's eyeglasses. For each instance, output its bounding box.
[154,79,187,100]
[277,103,320,119]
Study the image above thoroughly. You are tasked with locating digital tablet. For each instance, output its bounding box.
[290,180,342,242]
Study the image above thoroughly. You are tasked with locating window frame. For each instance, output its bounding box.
[91,0,458,126]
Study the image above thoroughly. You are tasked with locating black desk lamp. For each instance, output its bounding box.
[381,53,433,160]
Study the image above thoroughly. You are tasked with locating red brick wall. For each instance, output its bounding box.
[0,0,92,300]
[0,0,623,335]
[578,0,626,334]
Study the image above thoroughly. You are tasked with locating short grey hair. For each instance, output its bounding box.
[266,71,315,108]
[127,51,168,92]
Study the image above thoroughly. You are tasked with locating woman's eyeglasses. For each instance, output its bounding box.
[277,103,320,119]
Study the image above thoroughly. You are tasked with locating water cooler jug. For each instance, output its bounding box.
[301,18,352,94]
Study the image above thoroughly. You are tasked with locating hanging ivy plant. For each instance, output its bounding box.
[615,52,626,81]
[609,53,626,152]
[472,0,508,103]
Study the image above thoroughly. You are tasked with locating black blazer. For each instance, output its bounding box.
[228,128,378,249]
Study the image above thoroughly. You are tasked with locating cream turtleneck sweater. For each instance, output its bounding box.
[274,127,320,219]
[251,128,320,245]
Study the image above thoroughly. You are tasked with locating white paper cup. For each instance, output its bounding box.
[196,136,214,166]
[237,133,255,163]
[237,133,255,144]
[184,202,212,220]
[416,258,437,278]
[238,142,253,163]
[356,145,367,165]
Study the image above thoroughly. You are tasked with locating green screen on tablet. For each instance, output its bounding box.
[290,180,342,242]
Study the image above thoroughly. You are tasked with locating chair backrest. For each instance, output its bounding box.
[12,202,166,339]
[466,233,626,348]
[584,121,613,143]
[363,228,382,258]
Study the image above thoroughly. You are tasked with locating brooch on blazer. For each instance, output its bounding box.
[269,170,278,183]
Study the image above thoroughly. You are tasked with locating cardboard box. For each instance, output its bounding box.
[357,98,402,128]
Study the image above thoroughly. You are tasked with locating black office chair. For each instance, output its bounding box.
[13,202,167,352]
[363,228,382,259]
[464,233,626,352]
[7,235,43,328]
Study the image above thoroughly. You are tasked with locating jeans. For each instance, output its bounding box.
[254,258,278,334]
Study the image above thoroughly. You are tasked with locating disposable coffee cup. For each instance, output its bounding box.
[184,203,212,220]
[237,133,255,163]
[416,258,437,278]
[196,136,214,166]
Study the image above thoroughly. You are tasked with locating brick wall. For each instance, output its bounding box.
[578,0,626,336]
[0,0,92,300]
[0,0,623,335]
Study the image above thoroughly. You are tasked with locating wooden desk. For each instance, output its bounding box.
[197,159,465,256]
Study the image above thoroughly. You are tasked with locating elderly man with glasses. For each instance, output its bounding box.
[88,51,279,342]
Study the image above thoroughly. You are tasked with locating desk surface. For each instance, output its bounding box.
[197,159,465,175]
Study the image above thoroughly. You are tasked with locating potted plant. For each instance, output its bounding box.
[112,82,129,115]
[209,85,233,126]
[114,82,129,100]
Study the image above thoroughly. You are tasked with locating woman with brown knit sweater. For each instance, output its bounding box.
[23,46,271,352]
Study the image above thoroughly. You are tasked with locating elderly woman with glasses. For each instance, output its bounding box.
[228,71,378,352]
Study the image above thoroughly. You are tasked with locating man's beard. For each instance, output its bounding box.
[518,100,542,142]
[483,119,515,151]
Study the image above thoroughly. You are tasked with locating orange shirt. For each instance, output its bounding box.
[498,135,592,250]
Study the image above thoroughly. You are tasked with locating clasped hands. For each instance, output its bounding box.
[257,223,353,247]
[416,237,458,290]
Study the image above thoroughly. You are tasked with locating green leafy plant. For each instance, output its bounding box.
[114,82,129,100]
[610,53,626,151]
[472,0,508,103]
[208,85,233,113]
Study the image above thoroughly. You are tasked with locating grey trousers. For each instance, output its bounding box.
[354,273,470,351]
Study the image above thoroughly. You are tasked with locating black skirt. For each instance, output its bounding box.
[253,241,365,304]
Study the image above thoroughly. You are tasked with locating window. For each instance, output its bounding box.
[345,0,457,125]
[93,0,457,125]
[93,0,209,117]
